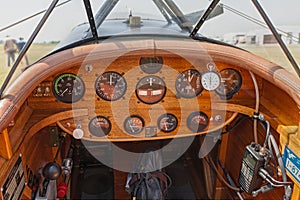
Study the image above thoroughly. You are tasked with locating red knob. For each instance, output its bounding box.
[57,182,68,198]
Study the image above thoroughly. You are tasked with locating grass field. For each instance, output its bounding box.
[0,43,299,87]
[242,45,300,74]
[0,43,56,86]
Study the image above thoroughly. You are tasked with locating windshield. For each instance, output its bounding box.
[1,0,299,93]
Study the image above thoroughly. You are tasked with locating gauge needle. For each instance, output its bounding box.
[61,88,68,96]
[188,74,194,82]
[164,121,168,130]
[109,75,112,85]
[129,122,136,133]
[149,77,153,86]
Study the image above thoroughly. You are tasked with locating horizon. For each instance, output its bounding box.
[1,0,300,43]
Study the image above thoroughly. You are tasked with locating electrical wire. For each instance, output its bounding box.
[263,120,270,146]
[222,114,247,134]
[268,135,287,181]
[259,168,292,186]
[204,156,241,192]
[249,71,259,143]
[217,159,244,200]
[268,132,293,200]
[256,120,278,178]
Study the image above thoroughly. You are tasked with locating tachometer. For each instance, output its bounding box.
[95,71,127,101]
[186,111,209,133]
[136,75,166,104]
[88,116,112,137]
[216,68,242,99]
[157,113,178,132]
[124,115,144,135]
[175,69,203,98]
[52,73,85,103]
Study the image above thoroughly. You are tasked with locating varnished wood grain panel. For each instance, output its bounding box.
[0,129,12,159]
[8,103,33,153]
[26,50,256,142]
[261,79,298,126]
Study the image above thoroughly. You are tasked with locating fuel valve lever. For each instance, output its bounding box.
[35,133,66,199]
[42,162,62,180]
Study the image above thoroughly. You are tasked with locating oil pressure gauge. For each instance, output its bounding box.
[201,63,221,91]
[88,116,112,136]
[124,115,145,135]
[187,111,209,133]
[157,113,178,132]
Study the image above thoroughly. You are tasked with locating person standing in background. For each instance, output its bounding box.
[17,37,29,65]
[3,35,17,67]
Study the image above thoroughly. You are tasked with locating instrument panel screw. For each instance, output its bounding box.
[259,114,264,120]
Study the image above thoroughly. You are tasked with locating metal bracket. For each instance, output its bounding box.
[83,0,99,40]
[190,0,220,37]
[49,126,60,147]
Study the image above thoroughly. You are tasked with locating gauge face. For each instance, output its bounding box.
[187,111,209,133]
[95,71,127,101]
[124,115,144,135]
[157,113,178,133]
[136,75,166,104]
[176,69,203,98]
[88,116,112,136]
[216,68,242,99]
[52,73,85,103]
[140,56,163,74]
[201,71,221,91]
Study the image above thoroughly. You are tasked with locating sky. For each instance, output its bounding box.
[0,0,300,42]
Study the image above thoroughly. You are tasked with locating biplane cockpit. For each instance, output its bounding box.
[0,0,300,199]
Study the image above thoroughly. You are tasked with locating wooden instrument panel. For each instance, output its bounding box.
[27,48,258,142]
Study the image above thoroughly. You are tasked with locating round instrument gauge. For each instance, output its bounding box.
[201,71,221,91]
[136,75,166,104]
[124,115,145,135]
[175,69,203,98]
[52,73,85,103]
[95,71,127,101]
[187,111,209,133]
[88,116,112,136]
[157,113,178,133]
[216,68,242,99]
[140,56,163,74]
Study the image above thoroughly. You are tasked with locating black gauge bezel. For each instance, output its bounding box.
[95,71,127,101]
[135,75,167,104]
[157,113,178,133]
[52,73,85,103]
[186,111,209,133]
[123,115,145,135]
[88,116,112,137]
[175,69,203,98]
[140,56,163,74]
[215,68,242,99]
